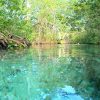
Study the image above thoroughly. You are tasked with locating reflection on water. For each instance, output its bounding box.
[0,44,100,100]
[53,85,84,100]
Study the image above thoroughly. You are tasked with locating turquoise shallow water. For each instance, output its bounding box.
[0,45,100,100]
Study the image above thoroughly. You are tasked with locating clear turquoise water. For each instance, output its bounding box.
[0,45,100,100]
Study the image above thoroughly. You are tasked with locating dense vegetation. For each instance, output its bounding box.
[0,0,100,48]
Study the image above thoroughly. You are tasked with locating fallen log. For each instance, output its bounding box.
[0,32,31,49]
[8,39,28,47]
[8,34,31,47]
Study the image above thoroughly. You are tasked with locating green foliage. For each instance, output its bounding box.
[0,0,100,45]
[0,0,33,40]
[74,0,100,44]
[69,32,87,44]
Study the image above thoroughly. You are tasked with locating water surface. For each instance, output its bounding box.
[0,45,100,100]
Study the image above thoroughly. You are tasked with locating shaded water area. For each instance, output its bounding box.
[0,44,100,100]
